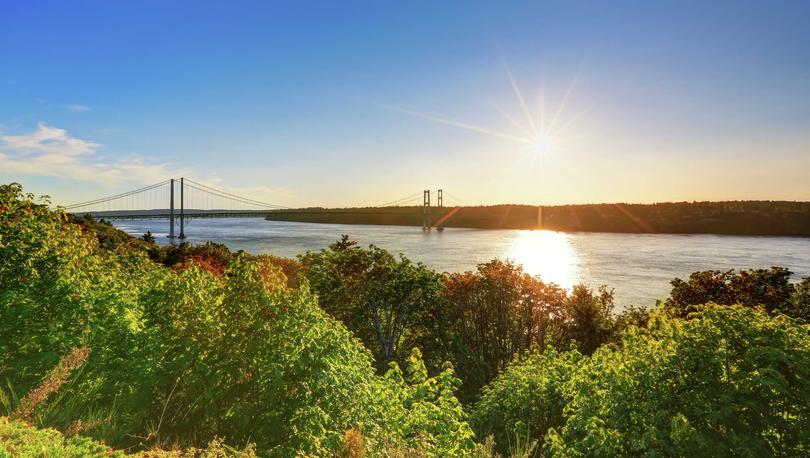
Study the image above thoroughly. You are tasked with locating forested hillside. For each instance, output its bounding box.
[264,201,810,236]
[2,183,810,456]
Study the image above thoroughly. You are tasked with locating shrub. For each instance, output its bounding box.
[554,285,616,355]
[442,261,620,401]
[472,305,810,455]
[0,416,257,457]
[0,184,475,456]
[441,260,568,400]
[666,267,809,322]
[383,348,476,456]
[546,305,810,456]
[0,184,165,440]
[0,416,122,457]
[300,236,444,368]
[471,348,583,455]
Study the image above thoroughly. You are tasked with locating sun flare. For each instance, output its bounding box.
[527,132,555,155]
[392,59,584,160]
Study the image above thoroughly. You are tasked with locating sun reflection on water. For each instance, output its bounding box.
[506,230,580,290]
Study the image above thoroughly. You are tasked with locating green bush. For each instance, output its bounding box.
[546,305,810,456]
[666,267,810,322]
[471,348,583,455]
[0,415,122,457]
[442,261,622,402]
[300,235,444,369]
[0,183,474,456]
[0,183,165,440]
[0,416,257,457]
[6,182,809,456]
[472,305,810,456]
[555,284,616,354]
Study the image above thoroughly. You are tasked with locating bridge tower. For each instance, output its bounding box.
[169,178,175,243]
[179,177,186,239]
[422,189,431,231]
[436,189,446,232]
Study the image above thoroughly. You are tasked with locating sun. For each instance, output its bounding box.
[392,57,587,159]
[527,133,555,155]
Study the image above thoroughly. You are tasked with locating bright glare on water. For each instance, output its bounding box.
[507,230,579,290]
[114,218,810,309]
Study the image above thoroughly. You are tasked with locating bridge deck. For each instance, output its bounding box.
[70,211,272,220]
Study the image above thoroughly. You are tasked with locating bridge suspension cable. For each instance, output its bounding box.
[373,191,424,207]
[442,191,467,206]
[61,178,292,214]
[63,180,171,210]
[183,178,291,210]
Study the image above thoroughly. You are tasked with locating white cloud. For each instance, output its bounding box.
[67,103,92,113]
[0,122,183,186]
[0,123,300,207]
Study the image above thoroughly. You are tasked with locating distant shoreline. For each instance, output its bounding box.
[262,201,810,237]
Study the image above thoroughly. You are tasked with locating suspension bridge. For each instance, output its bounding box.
[62,178,464,242]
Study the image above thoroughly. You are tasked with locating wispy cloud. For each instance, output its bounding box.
[67,103,92,113]
[0,122,184,186]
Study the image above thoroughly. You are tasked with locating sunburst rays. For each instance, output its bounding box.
[389,60,587,157]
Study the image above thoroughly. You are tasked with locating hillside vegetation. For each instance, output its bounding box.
[2,182,810,456]
[265,200,810,236]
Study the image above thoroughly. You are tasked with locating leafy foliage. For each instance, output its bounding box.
[0,183,473,456]
[471,348,583,455]
[472,304,810,456]
[4,182,808,456]
[557,285,616,355]
[441,261,624,401]
[383,349,476,456]
[666,267,810,322]
[440,260,566,399]
[300,236,443,367]
[547,305,810,456]
[0,416,257,457]
[0,416,123,457]
[69,213,155,255]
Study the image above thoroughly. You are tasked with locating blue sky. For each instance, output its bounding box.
[2,0,809,207]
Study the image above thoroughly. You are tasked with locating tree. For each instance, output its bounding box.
[366,257,443,364]
[789,277,810,322]
[442,260,567,400]
[555,284,616,355]
[545,306,810,456]
[471,348,583,455]
[300,236,443,367]
[0,185,475,456]
[666,267,809,322]
[473,305,810,455]
[141,230,155,244]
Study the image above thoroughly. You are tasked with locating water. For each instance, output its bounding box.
[113,218,810,309]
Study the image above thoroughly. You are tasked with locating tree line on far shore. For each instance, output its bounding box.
[263,200,810,236]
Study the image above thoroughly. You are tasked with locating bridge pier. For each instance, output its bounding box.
[179,177,185,239]
[169,178,175,243]
[422,189,431,231]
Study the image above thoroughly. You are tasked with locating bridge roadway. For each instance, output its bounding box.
[72,210,274,220]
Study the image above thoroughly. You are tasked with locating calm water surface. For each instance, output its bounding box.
[113,218,810,309]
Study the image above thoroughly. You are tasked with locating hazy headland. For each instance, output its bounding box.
[264,201,810,236]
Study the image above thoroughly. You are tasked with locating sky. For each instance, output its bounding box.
[1,0,809,208]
